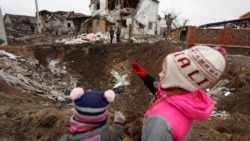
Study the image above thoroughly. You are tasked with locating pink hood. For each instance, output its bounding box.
[165,89,215,120]
[145,89,215,140]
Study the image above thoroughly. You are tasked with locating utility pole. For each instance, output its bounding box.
[35,0,42,33]
[0,7,7,45]
[129,10,134,41]
[115,0,121,27]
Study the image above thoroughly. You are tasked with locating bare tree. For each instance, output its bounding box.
[163,12,177,40]
[160,0,189,40]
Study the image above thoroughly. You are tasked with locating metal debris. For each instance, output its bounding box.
[110,70,129,89]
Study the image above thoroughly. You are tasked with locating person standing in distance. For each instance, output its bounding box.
[109,27,114,43]
[116,26,121,43]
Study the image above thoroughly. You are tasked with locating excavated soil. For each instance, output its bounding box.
[0,33,250,141]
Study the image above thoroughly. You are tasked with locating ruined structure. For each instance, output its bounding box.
[4,14,37,32]
[39,10,90,35]
[3,0,162,38]
[3,10,90,36]
[84,0,160,37]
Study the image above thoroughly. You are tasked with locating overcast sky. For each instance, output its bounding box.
[0,0,249,26]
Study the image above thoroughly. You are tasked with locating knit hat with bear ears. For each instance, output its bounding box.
[160,45,226,92]
[69,87,115,133]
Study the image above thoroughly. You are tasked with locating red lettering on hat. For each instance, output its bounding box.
[178,58,190,68]
[188,70,209,86]
[173,52,191,68]
[173,51,185,57]
[197,78,209,86]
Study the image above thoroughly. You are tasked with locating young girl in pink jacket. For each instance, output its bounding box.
[132,46,227,141]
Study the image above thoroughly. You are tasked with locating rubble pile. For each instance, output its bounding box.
[55,32,111,44]
[55,32,163,45]
[206,55,250,120]
[7,35,32,43]
[0,50,76,101]
[206,79,235,119]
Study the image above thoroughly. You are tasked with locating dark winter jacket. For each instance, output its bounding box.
[141,73,158,95]
[59,123,124,141]
[109,29,114,37]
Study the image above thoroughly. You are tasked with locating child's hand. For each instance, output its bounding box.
[131,62,147,78]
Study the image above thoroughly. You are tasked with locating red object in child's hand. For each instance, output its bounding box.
[131,62,147,77]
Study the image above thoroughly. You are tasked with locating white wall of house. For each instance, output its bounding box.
[157,18,167,36]
[89,0,159,36]
[134,0,159,35]
[90,0,108,16]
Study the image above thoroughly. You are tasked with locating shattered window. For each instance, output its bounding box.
[139,23,144,29]
[108,0,140,9]
[96,0,100,10]
[148,22,153,30]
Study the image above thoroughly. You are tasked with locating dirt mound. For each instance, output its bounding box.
[17,108,69,141]
[0,35,250,141]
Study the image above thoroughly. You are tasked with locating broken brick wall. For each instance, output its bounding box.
[81,19,108,34]
[92,19,107,33]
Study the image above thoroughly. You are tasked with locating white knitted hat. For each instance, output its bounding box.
[160,45,226,91]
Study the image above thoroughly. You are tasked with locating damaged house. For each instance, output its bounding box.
[3,0,161,39]
[37,10,90,35]
[39,10,76,35]
[3,11,90,36]
[4,14,37,32]
[3,14,38,42]
[83,0,160,37]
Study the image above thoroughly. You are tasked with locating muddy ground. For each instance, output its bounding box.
[0,32,250,141]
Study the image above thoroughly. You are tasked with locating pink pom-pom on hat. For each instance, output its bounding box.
[70,87,84,100]
[213,46,228,58]
[104,89,115,102]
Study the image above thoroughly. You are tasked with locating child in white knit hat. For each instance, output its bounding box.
[132,46,227,141]
[60,87,126,141]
